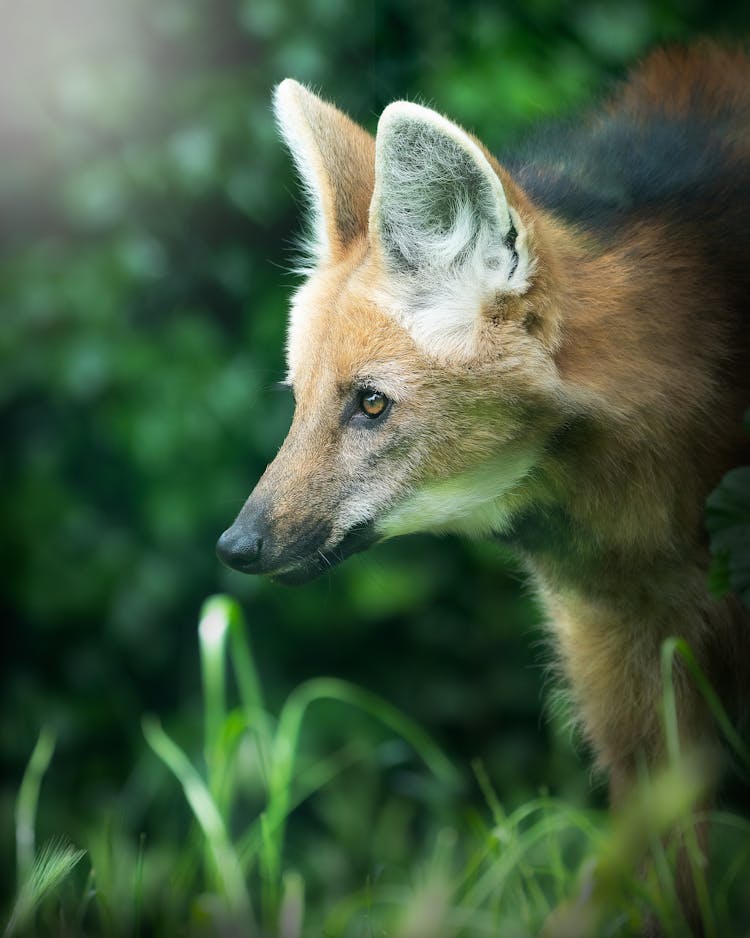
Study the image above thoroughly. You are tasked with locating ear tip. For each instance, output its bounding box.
[273,80,323,134]
[377,102,467,148]
[274,78,305,108]
[378,100,434,130]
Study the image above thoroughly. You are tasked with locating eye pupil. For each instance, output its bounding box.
[359,388,388,418]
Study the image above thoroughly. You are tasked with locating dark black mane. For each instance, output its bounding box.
[506,101,744,235]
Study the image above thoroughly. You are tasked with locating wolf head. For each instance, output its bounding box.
[217,81,569,583]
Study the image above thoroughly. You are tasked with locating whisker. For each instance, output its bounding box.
[317,548,333,569]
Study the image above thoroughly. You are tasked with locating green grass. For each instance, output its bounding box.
[4,597,749,937]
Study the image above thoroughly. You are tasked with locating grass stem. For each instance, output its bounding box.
[15,727,56,890]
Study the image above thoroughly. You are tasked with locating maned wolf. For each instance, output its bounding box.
[218,41,750,915]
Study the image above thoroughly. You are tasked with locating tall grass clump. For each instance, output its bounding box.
[4,728,85,938]
[144,595,460,936]
[3,598,749,937]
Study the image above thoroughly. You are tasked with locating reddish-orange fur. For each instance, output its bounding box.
[219,45,750,932]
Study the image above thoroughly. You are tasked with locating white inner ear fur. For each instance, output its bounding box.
[273,80,330,267]
[369,102,533,359]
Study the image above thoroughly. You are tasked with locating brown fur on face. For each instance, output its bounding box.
[219,45,750,926]
[255,242,564,576]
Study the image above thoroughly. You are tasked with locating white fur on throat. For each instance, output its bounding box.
[370,101,533,360]
[376,448,538,540]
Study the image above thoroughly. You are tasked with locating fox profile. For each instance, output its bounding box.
[218,42,750,922]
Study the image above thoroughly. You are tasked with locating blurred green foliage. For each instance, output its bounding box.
[2,0,750,915]
[707,411,750,607]
[6,601,748,936]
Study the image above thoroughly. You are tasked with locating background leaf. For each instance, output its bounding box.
[707,467,750,608]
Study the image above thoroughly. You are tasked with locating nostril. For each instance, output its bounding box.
[216,527,264,572]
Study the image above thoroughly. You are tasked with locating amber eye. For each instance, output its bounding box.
[358,388,389,419]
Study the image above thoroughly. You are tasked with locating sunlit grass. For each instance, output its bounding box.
[3,597,749,937]
[14,727,56,891]
[3,839,86,938]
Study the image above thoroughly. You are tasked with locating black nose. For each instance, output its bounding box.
[216,525,263,573]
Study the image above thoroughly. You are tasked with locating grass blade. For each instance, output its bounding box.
[224,597,273,775]
[4,839,85,938]
[661,636,750,773]
[198,596,231,780]
[201,595,273,789]
[14,727,56,890]
[261,677,460,915]
[278,871,305,938]
[142,715,253,925]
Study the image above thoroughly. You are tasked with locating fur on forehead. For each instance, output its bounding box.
[285,261,428,397]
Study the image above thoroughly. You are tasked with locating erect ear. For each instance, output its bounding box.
[369,101,532,299]
[274,79,375,264]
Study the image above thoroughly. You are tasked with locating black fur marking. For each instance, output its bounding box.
[506,105,742,237]
[271,520,377,585]
[503,220,519,276]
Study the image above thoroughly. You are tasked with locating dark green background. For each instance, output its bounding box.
[2,0,749,906]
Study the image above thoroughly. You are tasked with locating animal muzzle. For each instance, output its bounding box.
[217,493,329,574]
[216,497,378,584]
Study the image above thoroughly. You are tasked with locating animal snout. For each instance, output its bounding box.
[216,520,265,573]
